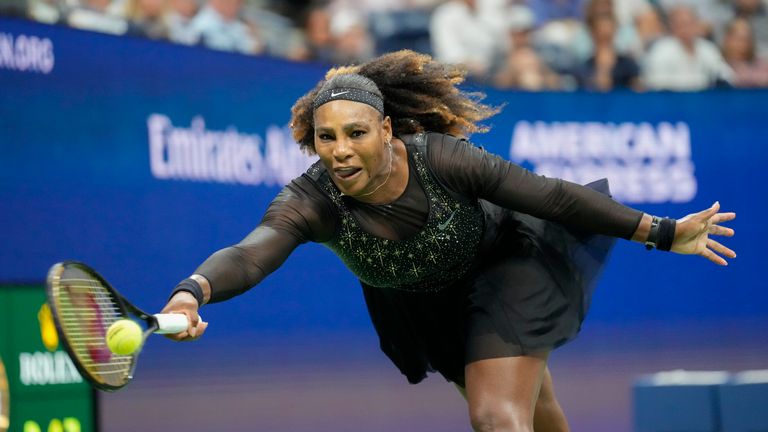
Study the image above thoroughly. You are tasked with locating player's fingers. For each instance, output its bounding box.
[165,330,189,341]
[195,320,208,338]
[169,309,198,337]
[180,331,202,342]
[188,311,200,328]
[179,322,206,341]
[707,238,736,259]
[714,212,736,223]
[186,313,209,339]
[701,248,727,266]
[709,224,735,237]
[699,201,720,219]
[188,317,198,338]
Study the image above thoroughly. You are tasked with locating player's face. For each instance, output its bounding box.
[313,100,392,197]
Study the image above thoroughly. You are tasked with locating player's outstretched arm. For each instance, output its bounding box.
[158,223,311,342]
[632,201,737,265]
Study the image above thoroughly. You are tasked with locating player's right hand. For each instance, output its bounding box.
[160,291,208,341]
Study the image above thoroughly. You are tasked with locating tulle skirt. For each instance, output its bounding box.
[361,179,617,386]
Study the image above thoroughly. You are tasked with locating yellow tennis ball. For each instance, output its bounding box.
[106,319,143,355]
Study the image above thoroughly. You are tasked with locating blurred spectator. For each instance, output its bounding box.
[328,7,374,63]
[642,5,733,90]
[502,3,536,51]
[329,0,442,14]
[303,2,336,62]
[534,21,581,74]
[324,0,447,58]
[574,12,640,90]
[188,0,262,54]
[658,0,723,39]
[634,4,665,50]
[430,0,506,76]
[613,0,651,27]
[27,0,63,23]
[166,0,199,45]
[730,0,768,60]
[0,0,28,18]
[572,0,643,63]
[266,0,314,25]
[474,0,512,36]
[8,0,768,90]
[124,0,170,40]
[495,48,564,89]
[493,5,562,90]
[721,17,768,87]
[242,4,306,59]
[67,0,129,35]
[676,0,767,50]
[367,7,433,57]
[533,0,594,75]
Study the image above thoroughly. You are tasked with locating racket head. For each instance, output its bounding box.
[46,261,157,391]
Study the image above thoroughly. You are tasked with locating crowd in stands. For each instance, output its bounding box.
[5,0,768,90]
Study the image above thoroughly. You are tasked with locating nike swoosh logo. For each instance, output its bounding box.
[438,210,457,231]
[330,90,349,97]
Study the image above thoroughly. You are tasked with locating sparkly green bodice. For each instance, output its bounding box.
[310,134,485,292]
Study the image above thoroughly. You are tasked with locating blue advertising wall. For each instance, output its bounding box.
[1,17,765,340]
[2,17,767,432]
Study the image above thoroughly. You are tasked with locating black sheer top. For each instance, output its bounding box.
[196,133,643,302]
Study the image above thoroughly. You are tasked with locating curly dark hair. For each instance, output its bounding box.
[290,50,500,154]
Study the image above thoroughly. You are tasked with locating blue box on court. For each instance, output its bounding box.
[719,370,768,432]
[633,370,730,432]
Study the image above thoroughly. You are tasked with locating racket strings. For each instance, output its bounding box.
[54,269,135,387]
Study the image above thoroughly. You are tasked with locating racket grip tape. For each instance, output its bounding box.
[154,313,200,334]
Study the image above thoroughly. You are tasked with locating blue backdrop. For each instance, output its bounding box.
[1,17,765,345]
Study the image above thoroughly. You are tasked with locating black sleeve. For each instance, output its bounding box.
[426,133,643,239]
[195,176,337,303]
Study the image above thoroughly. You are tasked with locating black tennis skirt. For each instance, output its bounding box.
[361,179,617,387]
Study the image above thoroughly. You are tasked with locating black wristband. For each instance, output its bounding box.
[170,278,204,306]
[645,216,662,250]
[656,217,677,251]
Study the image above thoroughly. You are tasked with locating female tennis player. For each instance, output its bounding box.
[160,50,736,431]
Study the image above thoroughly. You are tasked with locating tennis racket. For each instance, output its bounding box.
[46,261,193,391]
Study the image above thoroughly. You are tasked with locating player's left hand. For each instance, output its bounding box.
[672,201,736,265]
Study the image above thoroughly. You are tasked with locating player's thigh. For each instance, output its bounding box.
[464,352,549,431]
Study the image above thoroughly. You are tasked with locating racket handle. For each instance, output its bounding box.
[154,313,197,334]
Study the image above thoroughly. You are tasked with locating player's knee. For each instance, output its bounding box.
[469,401,533,432]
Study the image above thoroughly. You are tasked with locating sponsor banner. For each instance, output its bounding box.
[147,114,315,186]
[0,30,54,74]
[0,286,94,431]
[509,121,697,203]
[18,352,82,386]
[0,18,765,338]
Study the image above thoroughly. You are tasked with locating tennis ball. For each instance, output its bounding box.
[106,319,143,355]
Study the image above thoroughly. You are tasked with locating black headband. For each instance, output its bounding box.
[313,87,384,113]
